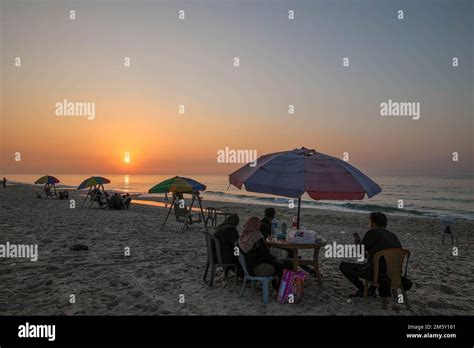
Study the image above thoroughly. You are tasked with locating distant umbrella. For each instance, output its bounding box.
[148,176,207,232]
[77,176,110,190]
[35,175,60,185]
[77,176,111,207]
[229,147,382,228]
[148,176,206,194]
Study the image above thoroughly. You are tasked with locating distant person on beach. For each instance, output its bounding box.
[260,207,275,239]
[213,214,240,264]
[339,212,402,298]
[2,177,6,188]
[238,217,286,290]
[122,193,132,209]
[111,192,123,210]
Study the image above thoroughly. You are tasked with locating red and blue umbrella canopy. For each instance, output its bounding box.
[229,148,381,200]
[35,175,60,185]
[148,176,206,194]
[77,176,110,190]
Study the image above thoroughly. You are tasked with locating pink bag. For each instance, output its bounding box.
[277,269,306,304]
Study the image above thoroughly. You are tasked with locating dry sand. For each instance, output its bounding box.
[0,184,472,316]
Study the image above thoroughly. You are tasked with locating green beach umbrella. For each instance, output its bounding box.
[148,176,206,194]
[148,176,207,232]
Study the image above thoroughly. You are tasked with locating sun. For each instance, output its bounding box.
[123,152,131,164]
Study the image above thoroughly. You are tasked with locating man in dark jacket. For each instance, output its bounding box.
[212,214,240,264]
[339,212,402,298]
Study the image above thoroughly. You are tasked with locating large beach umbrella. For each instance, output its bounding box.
[148,176,207,232]
[229,147,382,228]
[77,176,111,207]
[35,175,60,197]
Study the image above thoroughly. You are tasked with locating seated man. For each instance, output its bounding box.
[260,208,275,239]
[339,212,401,298]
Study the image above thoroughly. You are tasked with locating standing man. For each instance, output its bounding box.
[2,177,6,188]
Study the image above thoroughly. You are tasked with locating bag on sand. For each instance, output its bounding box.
[278,269,306,304]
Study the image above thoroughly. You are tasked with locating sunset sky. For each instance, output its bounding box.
[0,0,472,176]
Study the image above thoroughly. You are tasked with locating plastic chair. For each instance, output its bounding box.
[203,231,238,287]
[205,207,218,227]
[364,248,411,310]
[237,247,277,304]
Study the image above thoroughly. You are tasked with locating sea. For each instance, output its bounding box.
[4,174,474,221]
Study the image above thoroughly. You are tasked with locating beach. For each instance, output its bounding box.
[0,183,472,316]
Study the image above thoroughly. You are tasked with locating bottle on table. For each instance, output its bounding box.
[292,215,298,229]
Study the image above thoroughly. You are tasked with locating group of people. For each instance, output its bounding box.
[213,209,291,292]
[213,208,408,299]
[91,189,132,210]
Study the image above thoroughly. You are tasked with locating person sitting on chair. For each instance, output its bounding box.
[110,192,123,210]
[339,212,401,298]
[122,193,132,209]
[238,217,285,291]
[213,214,240,265]
[260,208,275,239]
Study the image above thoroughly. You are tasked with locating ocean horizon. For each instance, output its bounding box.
[5,174,473,221]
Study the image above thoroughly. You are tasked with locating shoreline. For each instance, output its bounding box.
[4,180,473,222]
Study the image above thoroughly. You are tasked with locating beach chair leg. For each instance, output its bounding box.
[363,281,368,298]
[203,261,209,282]
[262,279,269,304]
[251,280,256,288]
[240,278,248,297]
[210,264,216,287]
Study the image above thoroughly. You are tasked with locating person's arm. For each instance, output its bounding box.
[361,230,376,256]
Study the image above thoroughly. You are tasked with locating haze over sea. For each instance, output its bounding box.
[5,174,473,221]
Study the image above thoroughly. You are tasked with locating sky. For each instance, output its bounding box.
[0,0,472,176]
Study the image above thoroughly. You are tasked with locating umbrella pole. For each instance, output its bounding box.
[182,194,196,233]
[82,187,92,207]
[297,196,301,229]
[161,196,176,232]
[197,194,208,232]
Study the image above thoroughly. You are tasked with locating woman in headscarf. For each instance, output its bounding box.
[238,217,283,290]
[213,214,240,264]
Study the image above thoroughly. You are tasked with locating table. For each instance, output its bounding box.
[266,239,326,283]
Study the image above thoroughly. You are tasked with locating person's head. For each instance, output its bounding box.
[223,213,239,227]
[243,216,261,233]
[264,208,276,221]
[369,212,387,229]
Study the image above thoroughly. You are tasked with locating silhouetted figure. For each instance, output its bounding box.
[2,177,6,188]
